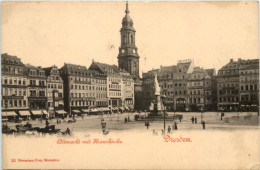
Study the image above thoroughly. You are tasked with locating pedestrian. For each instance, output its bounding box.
[128,116,130,122]
[174,122,178,130]
[167,126,171,134]
[146,121,150,129]
[195,117,197,124]
[191,117,194,124]
[45,120,49,127]
[202,121,206,130]
[161,129,165,135]
[57,119,59,124]
[125,117,127,123]
[179,116,182,122]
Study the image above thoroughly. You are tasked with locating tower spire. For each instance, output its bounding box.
[125,1,129,15]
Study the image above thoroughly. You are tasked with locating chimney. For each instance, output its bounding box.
[230,59,233,63]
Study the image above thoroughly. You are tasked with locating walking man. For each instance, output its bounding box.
[195,117,197,124]
[191,117,194,124]
[202,121,206,130]
[174,122,178,130]
[167,126,171,134]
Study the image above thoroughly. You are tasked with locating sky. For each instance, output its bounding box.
[1,1,259,76]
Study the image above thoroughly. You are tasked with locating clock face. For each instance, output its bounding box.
[122,49,125,53]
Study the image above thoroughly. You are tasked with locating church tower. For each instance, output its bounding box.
[118,2,140,81]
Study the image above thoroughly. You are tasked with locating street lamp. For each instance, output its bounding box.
[161,94,166,132]
[200,106,204,123]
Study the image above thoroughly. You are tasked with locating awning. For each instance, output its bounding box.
[31,110,43,115]
[119,107,125,111]
[82,109,90,113]
[97,107,110,112]
[124,107,129,110]
[56,110,67,115]
[1,111,17,117]
[113,107,119,110]
[89,108,99,112]
[72,110,81,113]
[42,110,48,115]
[19,110,31,116]
[251,105,258,107]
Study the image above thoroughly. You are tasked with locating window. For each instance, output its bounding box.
[9,78,12,84]
[241,86,244,91]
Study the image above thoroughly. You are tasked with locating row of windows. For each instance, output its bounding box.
[218,83,239,88]
[189,97,203,104]
[47,92,63,98]
[96,101,108,106]
[2,99,27,108]
[47,83,63,89]
[125,100,133,105]
[29,90,45,97]
[241,84,258,91]
[48,75,61,81]
[2,77,27,86]
[109,92,121,97]
[71,84,95,90]
[96,86,107,91]
[240,70,259,74]
[2,88,26,96]
[219,90,239,95]
[109,77,121,83]
[30,80,45,86]
[219,97,239,102]
[30,70,45,76]
[70,77,95,83]
[161,90,187,96]
[71,93,95,98]
[2,67,24,75]
[241,95,258,101]
[96,93,107,99]
[71,100,95,106]
[109,84,121,89]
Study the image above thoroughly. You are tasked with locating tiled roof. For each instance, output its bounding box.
[92,62,120,76]
[1,53,24,66]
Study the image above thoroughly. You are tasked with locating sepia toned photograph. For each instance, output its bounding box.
[1,1,259,169]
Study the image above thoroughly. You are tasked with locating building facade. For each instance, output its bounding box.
[60,63,96,114]
[89,62,123,111]
[93,70,108,108]
[216,59,240,111]
[43,65,64,116]
[187,67,217,111]
[25,64,47,110]
[120,70,135,110]
[239,59,259,111]
[1,53,29,112]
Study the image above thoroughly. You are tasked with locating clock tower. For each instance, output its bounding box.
[118,2,140,81]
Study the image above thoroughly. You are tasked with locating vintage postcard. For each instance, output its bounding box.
[1,1,259,169]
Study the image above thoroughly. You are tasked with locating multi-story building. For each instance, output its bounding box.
[187,67,217,111]
[1,53,29,118]
[142,69,160,111]
[89,61,123,112]
[60,63,96,115]
[142,59,194,111]
[25,64,47,111]
[239,59,259,111]
[120,70,135,110]
[92,70,108,108]
[216,59,240,111]
[43,65,64,117]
